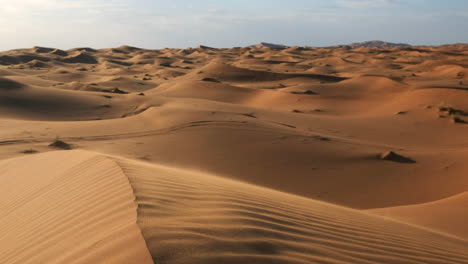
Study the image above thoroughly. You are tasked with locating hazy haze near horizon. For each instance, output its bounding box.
[0,0,467,50]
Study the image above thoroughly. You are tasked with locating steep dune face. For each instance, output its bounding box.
[0,77,24,90]
[0,85,147,121]
[115,157,468,264]
[370,192,468,239]
[0,151,153,264]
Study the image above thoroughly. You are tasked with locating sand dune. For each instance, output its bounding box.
[370,191,468,239]
[188,61,346,83]
[1,151,468,264]
[0,44,468,262]
[116,156,468,264]
[0,77,24,90]
[0,151,153,264]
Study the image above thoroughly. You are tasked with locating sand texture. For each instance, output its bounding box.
[0,44,467,262]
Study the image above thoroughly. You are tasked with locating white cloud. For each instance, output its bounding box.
[0,0,128,15]
[335,0,398,8]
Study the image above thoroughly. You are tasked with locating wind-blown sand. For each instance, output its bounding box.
[0,151,153,264]
[1,150,468,264]
[0,44,467,262]
[370,191,468,240]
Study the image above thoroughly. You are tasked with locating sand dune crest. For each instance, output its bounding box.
[115,156,468,264]
[0,151,153,264]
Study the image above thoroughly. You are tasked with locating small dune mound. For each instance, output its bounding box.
[197,45,216,50]
[0,77,24,90]
[62,52,98,64]
[423,65,467,79]
[324,75,407,97]
[0,54,49,65]
[452,116,467,124]
[253,42,289,49]
[177,49,194,56]
[379,151,415,163]
[438,106,468,123]
[370,191,468,239]
[49,49,68,56]
[193,61,346,83]
[19,54,50,63]
[154,68,186,79]
[291,90,317,95]
[154,58,175,68]
[107,48,127,54]
[201,77,220,82]
[118,45,142,52]
[21,149,39,154]
[0,55,20,65]
[26,59,49,68]
[130,53,155,60]
[0,68,17,76]
[283,46,307,53]
[439,106,468,116]
[68,47,97,53]
[106,59,133,67]
[50,67,71,74]
[186,50,208,58]
[33,46,55,53]
[110,88,129,94]
[49,139,72,150]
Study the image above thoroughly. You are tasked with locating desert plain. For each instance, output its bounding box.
[0,43,467,263]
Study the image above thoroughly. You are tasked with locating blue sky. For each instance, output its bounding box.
[0,0,467,50]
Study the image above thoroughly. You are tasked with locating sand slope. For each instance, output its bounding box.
[370,192,468,240]
[0,44,468,210]
[1,45,468,262]
[115,156,468,264]
[0,151,153,264]
[1,151,467,263]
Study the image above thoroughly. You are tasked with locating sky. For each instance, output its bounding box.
[0,0,467,50]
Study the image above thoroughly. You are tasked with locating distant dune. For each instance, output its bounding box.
[0,43,467,263]
[244,40,412,50]
[250,42,290,49]
[343,40,411,48]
